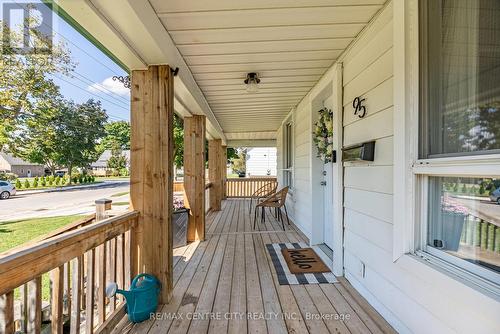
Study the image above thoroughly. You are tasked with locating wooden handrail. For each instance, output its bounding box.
[0,211,138,296]
[0,208,138,334]
[226,177,278,198]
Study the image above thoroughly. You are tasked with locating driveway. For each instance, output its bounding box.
[0,181,130,221]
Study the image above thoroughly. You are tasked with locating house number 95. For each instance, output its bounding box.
[353,96,366,118]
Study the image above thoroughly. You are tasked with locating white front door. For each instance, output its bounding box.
[323,162,334,249]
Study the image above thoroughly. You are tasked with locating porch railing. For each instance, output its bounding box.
[0,209,139,334]
[226,177,278,198]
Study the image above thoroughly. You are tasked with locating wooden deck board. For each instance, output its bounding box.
[119,199,395,334]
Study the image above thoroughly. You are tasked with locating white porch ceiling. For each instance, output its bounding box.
[149,0,386,136]
[55,0,386,142]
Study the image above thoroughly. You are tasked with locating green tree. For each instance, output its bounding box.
[55,99,108,183]
[173,114,184,169]
[231,148,247,173]
[227,148,238,164]
[97,121,131,153]
[9,96,65,174]
[107,144,128,176]
[0,12,75,145]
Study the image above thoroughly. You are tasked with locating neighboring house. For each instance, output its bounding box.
[0,152,45,177]
[91,150,130,176]
[245,147,277,177]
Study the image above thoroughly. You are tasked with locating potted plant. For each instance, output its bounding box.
[172,196,189,248]
[440,196,468,251]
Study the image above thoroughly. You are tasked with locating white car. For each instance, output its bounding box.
[0,181,16,199]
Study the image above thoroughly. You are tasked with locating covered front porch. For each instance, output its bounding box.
[116,199,394,334]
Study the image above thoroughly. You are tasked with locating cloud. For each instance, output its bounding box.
[88,77,130,97]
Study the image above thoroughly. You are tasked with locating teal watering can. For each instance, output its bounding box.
[106,273,161,323]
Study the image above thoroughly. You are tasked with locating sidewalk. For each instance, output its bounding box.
[18,180,130,195]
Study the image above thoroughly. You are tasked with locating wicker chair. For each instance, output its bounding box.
[248,182,278,214]
[253,186,290,231]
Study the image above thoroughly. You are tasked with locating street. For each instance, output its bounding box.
[0,181,130,221]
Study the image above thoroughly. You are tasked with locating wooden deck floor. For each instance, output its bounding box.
[116,199,396,334]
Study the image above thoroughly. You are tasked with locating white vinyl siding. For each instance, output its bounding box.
[276,1,500,332]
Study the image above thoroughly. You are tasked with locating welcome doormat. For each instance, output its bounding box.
[266,242,338,285]
[281,247,330,274]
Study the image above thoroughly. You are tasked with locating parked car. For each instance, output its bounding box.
[0,181,16,199]
[490,187,500,204]
[54,171,66,177]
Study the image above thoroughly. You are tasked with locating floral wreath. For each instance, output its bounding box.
[313,108,334,163]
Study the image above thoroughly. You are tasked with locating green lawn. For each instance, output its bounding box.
[0,215,84,253]
[0,215,84,301]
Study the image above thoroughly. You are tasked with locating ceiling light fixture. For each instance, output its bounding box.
[244,72,260,93]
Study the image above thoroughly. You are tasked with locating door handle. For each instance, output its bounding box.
[320,181,327,186]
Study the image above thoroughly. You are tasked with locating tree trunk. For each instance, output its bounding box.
[68,164,72,185]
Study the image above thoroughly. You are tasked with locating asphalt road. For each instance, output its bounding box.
[0,181,130,221]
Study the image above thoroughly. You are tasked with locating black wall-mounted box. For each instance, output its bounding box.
[342,141,375,162]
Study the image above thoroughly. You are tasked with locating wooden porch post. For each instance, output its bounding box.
[221,146,227,200]
[130,65,174,303]
[208,139,223,211]
[183,115,206,241]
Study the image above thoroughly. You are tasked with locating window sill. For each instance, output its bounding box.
[411,251,500,302]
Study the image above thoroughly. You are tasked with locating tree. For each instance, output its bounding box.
[9,95,65,174]
[0,12,75,145]
[98,121,130,153]
[173,114,184,169]
[107,144,128,176]
[231,148,247,173]
[227,148,238,163]
[55,99,107,183]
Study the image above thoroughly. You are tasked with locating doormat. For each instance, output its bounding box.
[266,242,338,285]
[281,247,330,274]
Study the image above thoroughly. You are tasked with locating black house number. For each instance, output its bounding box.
[353,96,366,118]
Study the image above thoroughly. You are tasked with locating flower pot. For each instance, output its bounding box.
[172,208,189,248]
[441,212,466,251]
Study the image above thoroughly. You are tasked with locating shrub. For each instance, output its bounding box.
[91,175,95,182]
[33,179,38,188]
[453,183,458,192]
[55,176,60,185]
[24,179,30,189]
[461,183,467,193]
[34,176,39,183]
[78,176,83,184]
[48,177,53,186]
[41,178,46,187]
[72,176,78,184]
[479,184,485,195]
[15,179,22,189]
[0,172,18,181]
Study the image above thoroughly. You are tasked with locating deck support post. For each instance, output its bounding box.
[184,115,206,241]
[130,65,174,303]
[208,139,223,211]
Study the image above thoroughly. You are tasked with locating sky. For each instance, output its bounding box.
[2,0,131,122]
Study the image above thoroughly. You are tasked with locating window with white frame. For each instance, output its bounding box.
[417,0,500,289]
[283,120,293,189]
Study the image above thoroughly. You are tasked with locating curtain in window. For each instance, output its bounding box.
[427,0,500,156]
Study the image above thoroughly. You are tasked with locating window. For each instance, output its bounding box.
[418,0,500,289]
[283,120,293,189]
